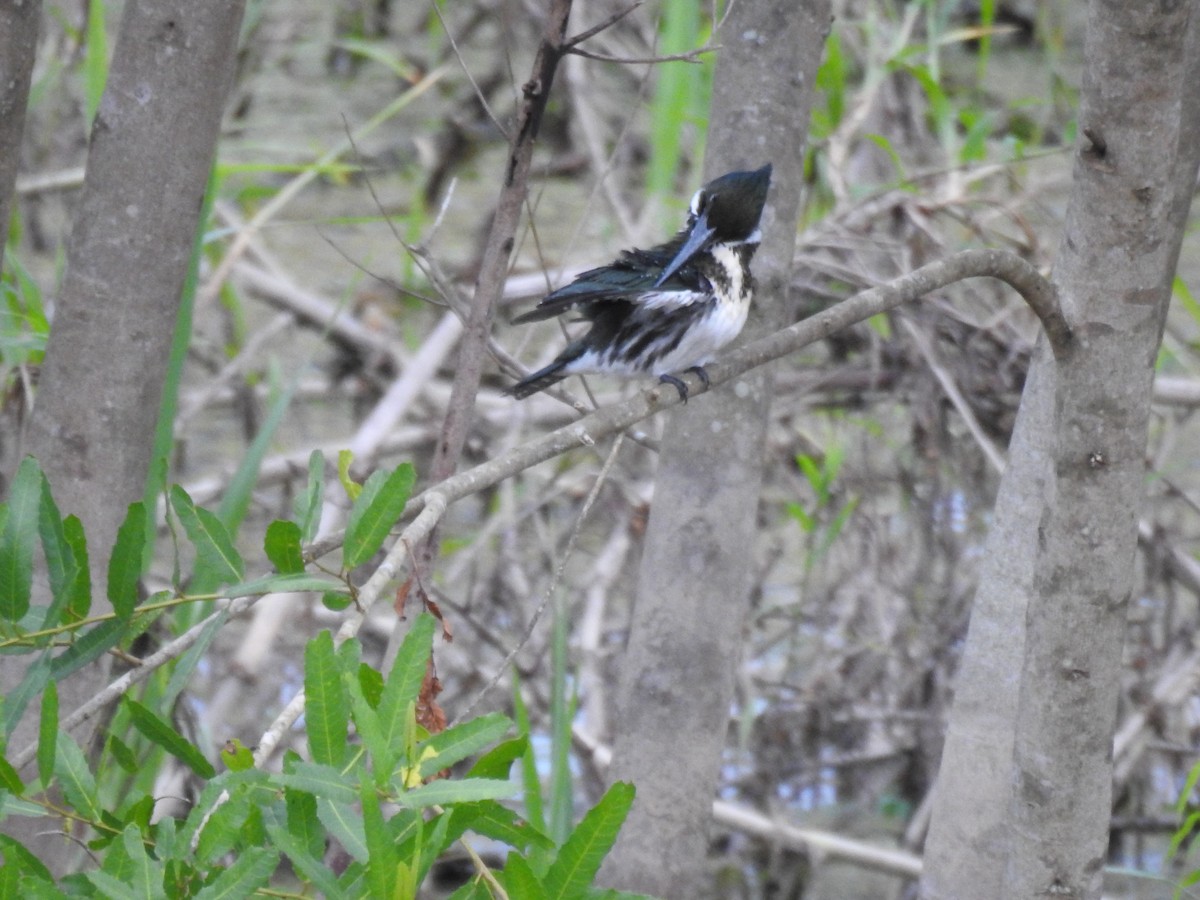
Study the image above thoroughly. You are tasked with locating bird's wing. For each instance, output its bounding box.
[511,243,708,323]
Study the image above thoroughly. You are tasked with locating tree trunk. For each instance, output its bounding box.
[2,0,246,870]
[922,3,1200,897]
[0,0,40,278]
[599,1,830,894]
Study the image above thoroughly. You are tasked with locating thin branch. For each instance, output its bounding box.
[252,247,1067,762]
[563,0,643,49]
[564,46,715,65]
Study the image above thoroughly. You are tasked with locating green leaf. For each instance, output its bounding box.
[344,463,415,568]
[275,761,357,805]
[321,590,354,611]
[445,879,493,900]
[37,477,78,634]
[118,824,160,900]
[0,753,25,795]
[62,515,92,620]
[50,619,127,680]
[419,712,513,778]
[193,846,278,900]
[265,519,305,574]
[265,819,342,897]
[379,614,436,753]
[317,795,368,865]
[396,777,518,809]
[361,775,397,897]
[124,698,216,778]
[500,853,551,900]
[0,456,41,621]
[107,502,147,619]
[337,450,361,502]
[3,653,51,741]
[451,801,554,852]
[163,609,229,710]
[55,732,102,823]
[295,450,325,543]
[543,782,635,900]
[216,371,299,534]
[285,785,323,860]
[0,834,54,882]
[468,736,529,780]
[83,0,109,124]
[194,789,252,866]
[108,734,138,774]
[37,680,58,790]
[225,572,346,598]
[344,665,390,780]
[170,486,243,589]
[304,631,348,766]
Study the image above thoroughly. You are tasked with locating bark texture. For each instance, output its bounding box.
[3,0,246,869]
[26,0,245,583]
[922,3,1200,898]
[0,0,40,275]
[598,1,830,894]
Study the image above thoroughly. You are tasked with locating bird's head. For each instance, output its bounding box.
[655,163,772,287]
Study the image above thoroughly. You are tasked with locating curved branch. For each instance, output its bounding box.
[258,247,1068,756]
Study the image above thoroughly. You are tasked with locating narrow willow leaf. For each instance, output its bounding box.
[316,796,368,865]
[343,463,415,569]
[107,502,147,619]
[450,801,554,852]
[37,477,77,634]
[395,777,518,809]
[124,698,215,778]
[193,846,278,900]
[275,762,356,805]
[468,736,529,780]
[361,775,396,898]
[225,572,345,599]
[418,712,513,779]
[37,681,57,790]
[0,456,41,621]
[543,782,636,900]
[295,449,325,544]
[265,820,342,897]
[55,732,101,823]
[264,519,305,574]
[62,515,92,620]
[500,853,551,900]
[50,619,127,681]
[378,613,436,752]
[285,786,323,860]
[170,486,243,589]
[303,631,347,766]
[0,834,53,881]
[0,754,24,795]
[2,653,51,741]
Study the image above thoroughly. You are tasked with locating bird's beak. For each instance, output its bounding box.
[654,209,716,287]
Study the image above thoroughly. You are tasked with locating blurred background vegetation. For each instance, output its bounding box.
[4,0,1200,896]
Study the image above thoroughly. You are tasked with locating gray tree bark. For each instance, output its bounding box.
[1,0,246,869]
[598,1,830,895]
[922,3,1200,898]
[27,0,245,589]
[0,0,41,278]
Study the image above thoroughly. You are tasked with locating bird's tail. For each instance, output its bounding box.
[506,359,569,399]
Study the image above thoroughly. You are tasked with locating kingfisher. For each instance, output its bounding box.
[506,164,772,402]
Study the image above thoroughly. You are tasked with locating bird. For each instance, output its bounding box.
[506,163,772,402]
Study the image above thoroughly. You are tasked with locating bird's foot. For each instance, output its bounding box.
[658,367,710,403]
[658,373,690,403]
[685,365,711,391]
